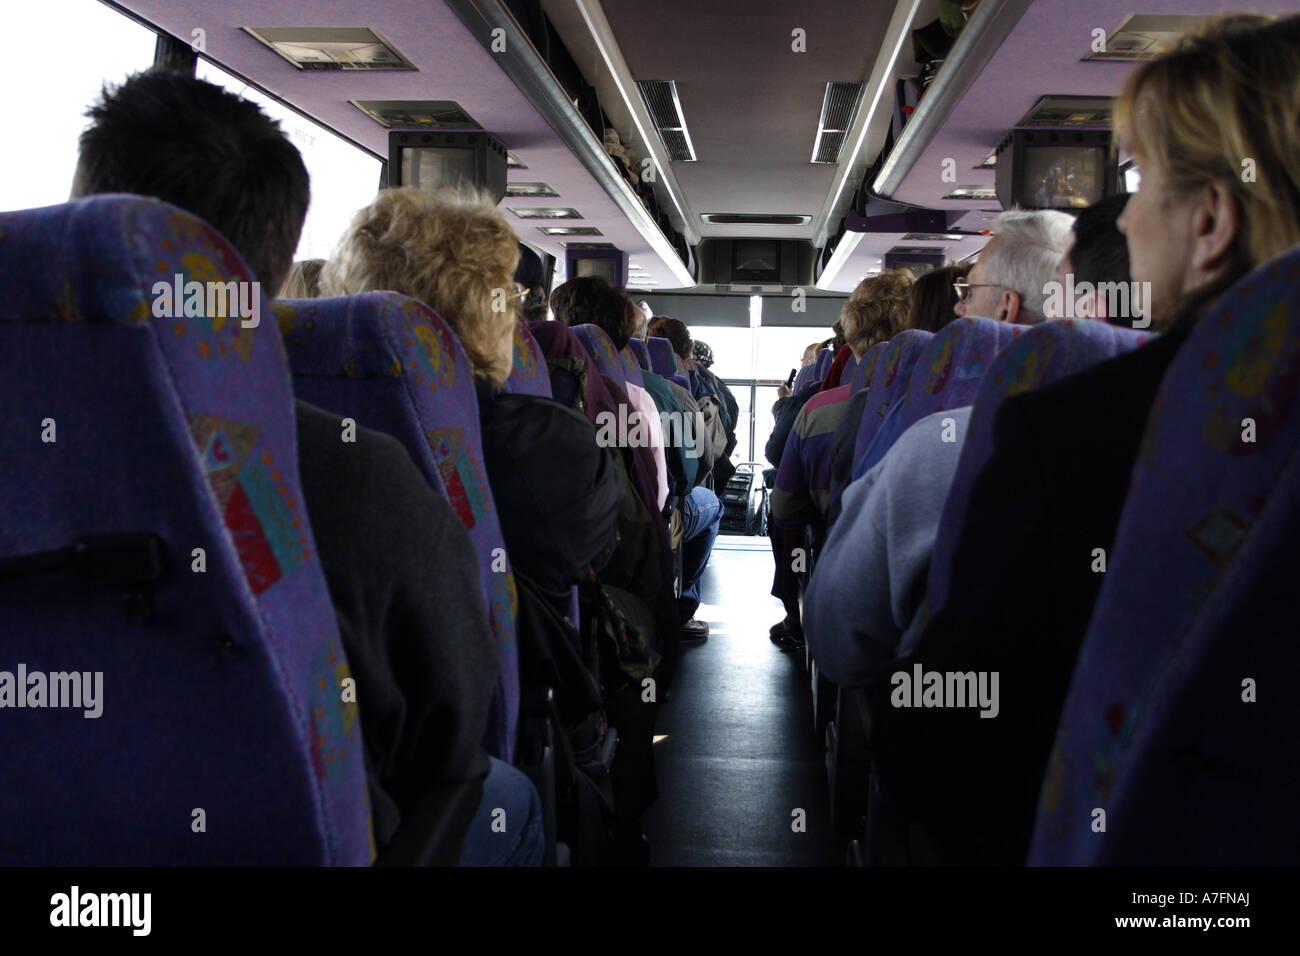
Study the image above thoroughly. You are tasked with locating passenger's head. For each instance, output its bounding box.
[801,342,821,366]
[550,275,633,349]
[1114,13,1300,327]
[514,242,549,323]
[322,186,519,386]
[956,209,1074,324]
[692,340,715,369]
[279,259,326,299]
[648,316,692,360]
[840,269,916,358]
[908,263,969,333]
[1051,195,1132,323]
[72,70,310,295]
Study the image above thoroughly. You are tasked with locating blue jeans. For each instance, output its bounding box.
[458,757,544,866]
[679,485,723,619]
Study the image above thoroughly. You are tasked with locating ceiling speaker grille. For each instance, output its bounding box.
[811,82,864,164]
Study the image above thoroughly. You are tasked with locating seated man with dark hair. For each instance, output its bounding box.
[1051,194,1139,325]
[72,69,540,866]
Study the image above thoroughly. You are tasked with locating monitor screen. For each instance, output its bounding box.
[733,240,780,282]
[574,257,617,284]
[400,146,477,192]
[1023,145,1105,209]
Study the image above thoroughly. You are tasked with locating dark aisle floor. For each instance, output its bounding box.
[640,535,844,866]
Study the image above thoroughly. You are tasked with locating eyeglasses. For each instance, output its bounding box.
[952,277,1008,303]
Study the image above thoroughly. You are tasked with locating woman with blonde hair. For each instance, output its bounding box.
[323,186,520,384]
[325,187,623,807]
[867,11,1300,866]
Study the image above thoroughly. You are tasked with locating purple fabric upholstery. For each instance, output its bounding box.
[571,323,628,390]
[851,318,1022,480]
[646,336,689,389]
[843,351,859,381]
[627,338,651,371]
[925,320,1151,616]
[503,323,552,398]
[849,341,888,394]
[618,345,645,388]
[0,196,372,864]
[814,347,835,380]
[1031,247,1300,865]
[850,330,934,472]
[276,292,519,763]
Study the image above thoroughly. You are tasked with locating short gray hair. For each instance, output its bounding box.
[980,209,1075,323]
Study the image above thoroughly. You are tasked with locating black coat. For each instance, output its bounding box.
[296,400,498,864]
[866,314,1196,865]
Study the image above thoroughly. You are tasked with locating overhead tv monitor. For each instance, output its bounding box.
[387,131,508,203]
[732,239,780,282]
[995,129,1117,212]
[565,247,627,288]
[884,248,946,276]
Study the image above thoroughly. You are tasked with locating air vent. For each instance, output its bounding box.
[901,233,965,242]
[243,27,416,71]
[1018,95,1113,128]
[539,227,602,237]
[701,213,812,226]
[943,185,998,200]
[506,182,558,198]
[507,152,527,169]
[1084,15,1207,62]
[637,80,697,162]
[510,208,582,219]
[351,100,479,129]
[812,82,864,164]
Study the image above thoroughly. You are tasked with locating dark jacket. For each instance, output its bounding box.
[765,383,821,469]
[475,379,622,594]
[866,313,1197,865]
[295,400,497,864]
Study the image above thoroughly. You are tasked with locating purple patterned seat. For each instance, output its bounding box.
[618,345,645,388]
[792,347,835,396]
[627,338,651,372]
[646,336,689,390]
[571,323,628,390]
[850,330,934,476]
[1030,246,1300,865]
[852,318,1021,480]
[849,341,888,394]
[504,323,552,398]
[924,320,1151,616]
[275,292,519,763]
[0,196,371,864]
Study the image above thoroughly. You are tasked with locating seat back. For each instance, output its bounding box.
[571,323,628,389]
[647,336,690,390]
[276,292,519,763]
[814,347,835,380]
[627,338,651,371]
[849,341,888,394]
[853,318,1020,479]
[1030,247,1300,865]
[504,323,552,398]
[618,345,645,388]
[850,330,934,473]
[925,320,1150,613]
[0,196,371,864]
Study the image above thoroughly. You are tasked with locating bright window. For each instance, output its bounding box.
[196,61,382,263]
[0,0,156,213]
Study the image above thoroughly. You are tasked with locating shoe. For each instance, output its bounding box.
[769,621,805,652]
[679,618,709,642]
